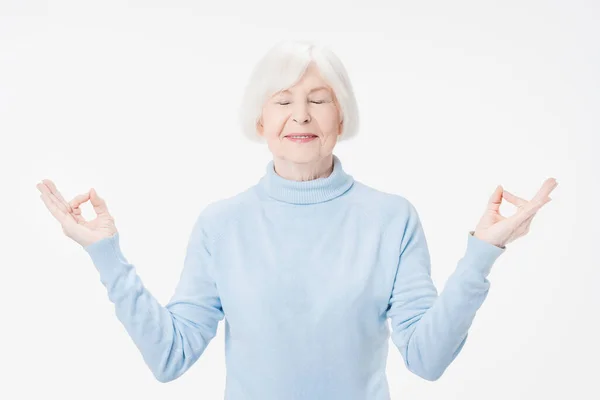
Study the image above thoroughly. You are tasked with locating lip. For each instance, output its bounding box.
[284,133,318,137]
[285,136,318,144]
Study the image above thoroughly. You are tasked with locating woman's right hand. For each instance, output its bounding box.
[37,179,118,248]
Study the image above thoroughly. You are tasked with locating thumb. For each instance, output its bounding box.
[487,185,503,212]
[89,187,109,214]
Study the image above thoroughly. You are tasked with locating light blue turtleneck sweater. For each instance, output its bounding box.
[84,154,506,399]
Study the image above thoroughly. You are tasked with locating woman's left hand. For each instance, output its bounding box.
[473,178,558,248]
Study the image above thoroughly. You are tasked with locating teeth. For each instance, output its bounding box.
[289,136,313,138]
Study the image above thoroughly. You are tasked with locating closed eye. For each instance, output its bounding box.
[276,100,327,105]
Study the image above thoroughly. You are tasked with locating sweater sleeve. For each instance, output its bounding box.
[386,202,505,381]
[83,213,224,383]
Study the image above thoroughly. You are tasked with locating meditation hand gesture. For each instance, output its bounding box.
[36,179,118,248]
[473,178,558,248]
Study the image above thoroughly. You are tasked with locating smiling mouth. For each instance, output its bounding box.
[284,134,318,138]
[285,135,318,143]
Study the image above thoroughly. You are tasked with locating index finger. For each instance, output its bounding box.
[69,192,91,209]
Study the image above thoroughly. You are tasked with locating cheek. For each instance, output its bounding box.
[315,108,341,132]
[262,109,289,133]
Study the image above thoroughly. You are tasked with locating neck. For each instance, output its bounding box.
[258,153,354,204]
[272,154,334,182]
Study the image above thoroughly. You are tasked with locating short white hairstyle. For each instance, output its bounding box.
[238,39,360,144]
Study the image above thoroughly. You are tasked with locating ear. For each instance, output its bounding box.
[338,119,344,135]
[256,119,264,137]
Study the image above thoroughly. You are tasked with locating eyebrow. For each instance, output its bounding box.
[279,86,331,95]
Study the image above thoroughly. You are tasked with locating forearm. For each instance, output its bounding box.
[396,232,505,380]
[84,233,210,382]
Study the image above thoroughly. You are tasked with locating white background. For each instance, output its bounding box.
[1,1,598,399]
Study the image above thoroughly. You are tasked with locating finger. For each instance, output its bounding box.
[69,192,91,209]
[502,190,528,207]
[487,185,504,212]
[516,197,552,225]
[37,181,71,215]
[89,188,110,215]
[72,213,86,224]
[68,193,90,224]
[41,179,74,213]
[39,192,75,226]
[517,212,536,235]
[531,178,558,203]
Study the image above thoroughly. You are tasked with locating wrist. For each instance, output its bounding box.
[470,230,506,249]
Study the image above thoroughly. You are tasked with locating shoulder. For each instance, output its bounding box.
[201,187,256,219]
[191,186,257,241]
[350,180,420,224]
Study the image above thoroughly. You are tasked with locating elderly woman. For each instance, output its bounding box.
[37,40,557,399]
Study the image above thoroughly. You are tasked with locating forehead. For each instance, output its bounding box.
[279,85,331,95]
[280,63,333,94]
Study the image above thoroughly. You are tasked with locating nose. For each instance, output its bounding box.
[292,103,311,124]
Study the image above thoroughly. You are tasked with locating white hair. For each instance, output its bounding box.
[238,39,360,144]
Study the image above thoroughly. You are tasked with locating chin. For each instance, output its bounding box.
[282,152,320,164]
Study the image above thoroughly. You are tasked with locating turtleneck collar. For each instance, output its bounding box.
[258,154,355,205]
